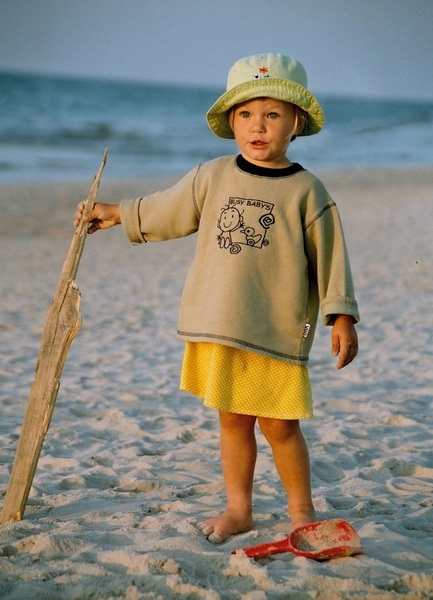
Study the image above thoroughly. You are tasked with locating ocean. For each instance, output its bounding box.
[1,71,432,182]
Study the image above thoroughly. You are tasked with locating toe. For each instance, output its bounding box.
[207,532,227,545]
[196,522,214,537]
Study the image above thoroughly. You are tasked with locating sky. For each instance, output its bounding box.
[1,0,432,101]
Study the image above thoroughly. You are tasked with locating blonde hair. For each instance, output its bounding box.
[293,106,308,137]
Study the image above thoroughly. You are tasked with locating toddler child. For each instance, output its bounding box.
[75,53,359,544]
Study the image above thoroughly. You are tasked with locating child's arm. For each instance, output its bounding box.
[331,315,358,369]
[74,201,121,234]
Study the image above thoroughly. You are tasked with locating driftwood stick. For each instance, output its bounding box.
[0,149,108,524]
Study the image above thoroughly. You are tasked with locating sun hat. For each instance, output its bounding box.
[206,53,324,139]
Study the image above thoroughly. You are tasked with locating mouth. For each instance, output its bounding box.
[250,140,267,148]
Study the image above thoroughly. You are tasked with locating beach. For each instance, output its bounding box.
[0,166,432,599]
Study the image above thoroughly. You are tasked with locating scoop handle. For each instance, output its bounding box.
[232,536,293,558]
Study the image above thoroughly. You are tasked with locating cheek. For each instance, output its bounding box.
[233,125,247,145]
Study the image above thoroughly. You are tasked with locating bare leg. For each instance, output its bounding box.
[258,417,315,530]
[198,410,256,543]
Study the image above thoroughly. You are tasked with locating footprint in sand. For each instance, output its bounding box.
[312,459,345,482]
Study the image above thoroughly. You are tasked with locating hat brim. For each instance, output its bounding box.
[206,78,324,139]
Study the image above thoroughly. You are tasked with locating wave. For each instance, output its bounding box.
[1,71,432,181]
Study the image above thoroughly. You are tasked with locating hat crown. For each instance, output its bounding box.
[227,53,308,92]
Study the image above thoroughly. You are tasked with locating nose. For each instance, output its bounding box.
[250,114,266,132]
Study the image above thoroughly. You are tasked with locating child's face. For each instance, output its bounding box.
[231,98,298,168]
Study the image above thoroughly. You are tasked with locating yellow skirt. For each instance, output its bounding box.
[180,342,313,420]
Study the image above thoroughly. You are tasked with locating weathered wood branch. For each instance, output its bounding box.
[0,150,108,524]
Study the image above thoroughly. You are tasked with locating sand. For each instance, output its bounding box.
[0,166,432,599]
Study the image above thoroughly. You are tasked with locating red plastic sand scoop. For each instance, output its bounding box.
[233,519,363,560]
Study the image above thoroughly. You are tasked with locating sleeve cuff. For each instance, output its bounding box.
[321,298,360,326]
[120,198,147,244]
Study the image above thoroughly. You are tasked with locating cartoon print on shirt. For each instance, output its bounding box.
[217,196,275,254]
[217,205,245,249]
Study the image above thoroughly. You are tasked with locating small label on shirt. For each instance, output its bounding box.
[303,323,311,338]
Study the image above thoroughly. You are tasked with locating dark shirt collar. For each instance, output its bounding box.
[236,154,305,178]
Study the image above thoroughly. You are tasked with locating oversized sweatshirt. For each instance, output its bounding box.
[120,155,359,365]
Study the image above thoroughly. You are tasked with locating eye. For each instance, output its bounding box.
[267,112,279,120]
[239,111,250,118]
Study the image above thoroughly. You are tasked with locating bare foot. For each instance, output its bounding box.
[289,506,316,531]
[197,508,253,544]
